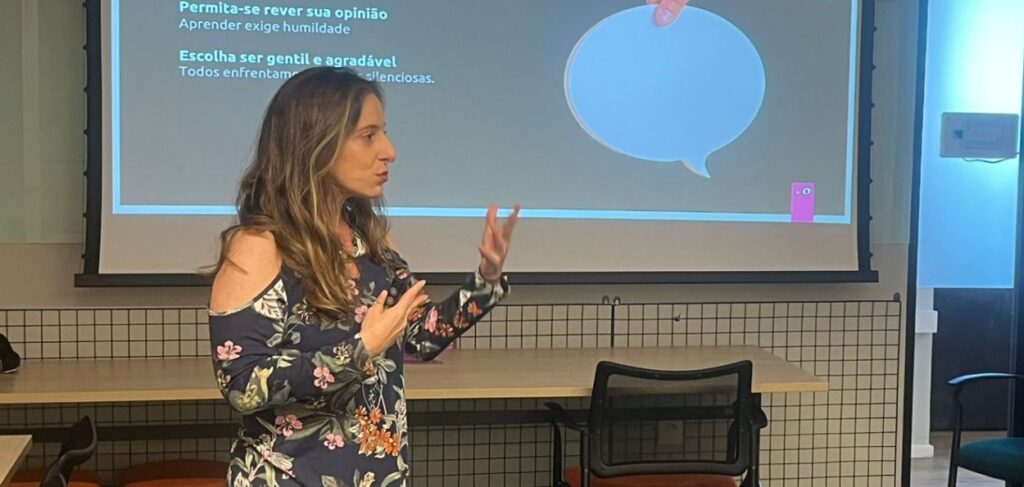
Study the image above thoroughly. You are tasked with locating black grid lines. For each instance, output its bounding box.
[0,401,236,485]
[1,299,902,486]
[0,308,209,359]
[408,424,551,486]
[614,300,902,486]
[456,303,610,350]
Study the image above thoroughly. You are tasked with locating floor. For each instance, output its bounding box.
[911,431,1007,486]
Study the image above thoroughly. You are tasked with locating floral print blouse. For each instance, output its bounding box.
[208,238,508,487]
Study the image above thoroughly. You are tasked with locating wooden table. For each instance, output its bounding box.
[0,435,31,487]
[0,346,824,404]
[406,346,826,398]
[0,347,821,487]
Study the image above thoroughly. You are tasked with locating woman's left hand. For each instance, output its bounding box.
[478,203,520,284]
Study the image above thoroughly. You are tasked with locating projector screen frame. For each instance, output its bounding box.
[77,0,879,287]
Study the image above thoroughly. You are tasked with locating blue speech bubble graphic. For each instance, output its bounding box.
[565,5,766,178]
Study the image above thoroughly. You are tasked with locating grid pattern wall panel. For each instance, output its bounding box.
[613,301,902,487]
[0,299,901,487]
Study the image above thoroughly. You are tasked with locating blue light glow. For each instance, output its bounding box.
[917,0,1024,288]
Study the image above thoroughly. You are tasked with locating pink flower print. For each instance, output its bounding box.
[345,279,359,299]
[425,307,438,333]
[275,414,303,438]
[354,305,369,324]
[323,433,345,450]
[313,366,335,389]
[217,340,241,361]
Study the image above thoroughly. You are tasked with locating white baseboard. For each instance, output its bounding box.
[911,443,935,458]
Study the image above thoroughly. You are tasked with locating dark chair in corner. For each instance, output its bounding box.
[10,416,99,487]
[547,360,767,487]
[947,372,1024,487]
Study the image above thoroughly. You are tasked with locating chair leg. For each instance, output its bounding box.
[742,395,762,487]
[580,437,591,487]
[948,394,964,487]
[550,422,565,487]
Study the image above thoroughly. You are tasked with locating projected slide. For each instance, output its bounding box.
[111,0,858,224]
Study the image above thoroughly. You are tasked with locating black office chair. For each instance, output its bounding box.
[12,416,100,487]
[547,360,767,487]
[946,373,1024,487]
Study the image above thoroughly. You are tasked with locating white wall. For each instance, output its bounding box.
[0,0,919,311]
[0,2,922,484]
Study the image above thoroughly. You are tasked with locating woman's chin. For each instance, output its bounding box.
[344,187,384,200]
[363,187,385,199]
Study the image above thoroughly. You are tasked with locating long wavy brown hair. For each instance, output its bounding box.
[214,67,391,319]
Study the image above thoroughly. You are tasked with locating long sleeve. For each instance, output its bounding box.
[208,278,374,415]
[382,250,509,361]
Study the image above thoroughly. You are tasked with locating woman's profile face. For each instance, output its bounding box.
[332,94,396,200]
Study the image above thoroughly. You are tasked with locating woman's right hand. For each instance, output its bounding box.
[360,280,429,356]
[647,0,689,27]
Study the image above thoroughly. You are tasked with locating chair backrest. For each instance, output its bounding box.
[41,416,97,487]
[587,360,755,478]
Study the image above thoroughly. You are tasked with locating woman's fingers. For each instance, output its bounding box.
[502,204,521,239]
[394,280,427,312]
[370,290,388,313]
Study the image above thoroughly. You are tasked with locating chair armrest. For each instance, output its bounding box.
[948,373,1024,387]
[754,407,768,430]
[545,402,586,432]
[946,372,1024,459]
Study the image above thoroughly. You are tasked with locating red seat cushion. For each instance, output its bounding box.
[564,466,737,487]
[10,467,103,487]
[124,479,225,487]
[120,460,227,487]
